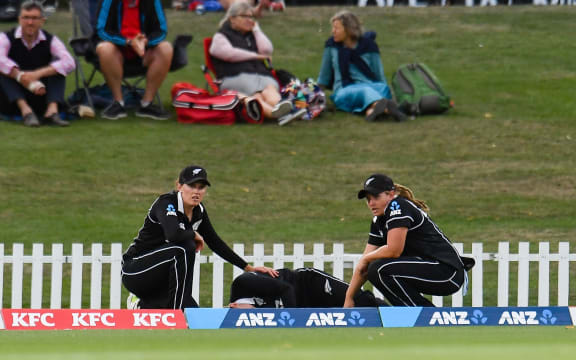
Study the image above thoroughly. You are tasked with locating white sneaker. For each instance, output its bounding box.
[278,108,306,126]
[271,100,293,119]
[127,293,140,309]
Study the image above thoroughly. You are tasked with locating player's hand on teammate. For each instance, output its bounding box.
[244,265,279,278]
[193,231,205,252]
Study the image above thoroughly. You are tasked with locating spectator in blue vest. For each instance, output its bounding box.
[0,1,75,127]
[317,10,406,122]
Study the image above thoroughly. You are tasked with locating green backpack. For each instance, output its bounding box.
[391,63,452,116]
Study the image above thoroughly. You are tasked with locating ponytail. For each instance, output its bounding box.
[394,183,430,214]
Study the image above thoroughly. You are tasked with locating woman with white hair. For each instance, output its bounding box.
[209,1,296,125]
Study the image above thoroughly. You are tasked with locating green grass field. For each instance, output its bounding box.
[0,327,575,359]
[1,6,576,307]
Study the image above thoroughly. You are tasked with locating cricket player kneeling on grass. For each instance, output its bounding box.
[229,267,386,308]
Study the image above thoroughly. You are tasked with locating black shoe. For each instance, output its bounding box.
[102,101,127,120]
[366,99,407,122]
[135,103,170,120]
[23,112,40,127]
[386,100,408,122]
[45,113,70,127]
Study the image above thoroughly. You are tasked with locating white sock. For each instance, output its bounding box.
[141,100,151,108]
[118,100,125,107]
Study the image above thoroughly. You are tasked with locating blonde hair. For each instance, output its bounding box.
[394,183,430,213]
[330,10,363,42]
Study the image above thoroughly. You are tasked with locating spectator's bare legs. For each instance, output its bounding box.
[44,102,58,117]
[95,41,124,102]
[141,41,173,104]
[16,99,33,117]
[253,84,280,118]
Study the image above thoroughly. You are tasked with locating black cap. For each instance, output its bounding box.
[179,165,211,186]
[357,174,395,199]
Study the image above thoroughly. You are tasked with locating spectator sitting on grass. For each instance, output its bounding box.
[0,1,75,127]
[317,10,406,122]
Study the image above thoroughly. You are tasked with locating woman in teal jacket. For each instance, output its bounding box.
[317,11,405,122]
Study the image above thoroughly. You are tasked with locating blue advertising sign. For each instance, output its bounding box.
[185,308,382,329]
[380,306,573,327]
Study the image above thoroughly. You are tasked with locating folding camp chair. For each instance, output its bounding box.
[202,36,280,94]
[201,37,222,94]
[69,0,192,112]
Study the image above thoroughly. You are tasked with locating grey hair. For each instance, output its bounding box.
[219,1,254,27]
[330,10,363,42]
[20,0,46,17]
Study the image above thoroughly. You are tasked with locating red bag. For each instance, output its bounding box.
[171,82,263,125]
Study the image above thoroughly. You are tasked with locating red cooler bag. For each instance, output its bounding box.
[171,82,263,125]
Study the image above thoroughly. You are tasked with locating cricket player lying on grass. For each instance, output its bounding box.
[229,267,387,308]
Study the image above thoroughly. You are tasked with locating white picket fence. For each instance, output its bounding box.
[0,242,574,309]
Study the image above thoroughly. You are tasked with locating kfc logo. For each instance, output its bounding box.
[2,309,187,330]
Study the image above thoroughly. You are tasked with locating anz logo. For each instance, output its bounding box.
[429,309,560,326]
[235,312,279,327]
[234,311,368,328]
[235,312,295,327]
[429,311,471,325]
[498,309,557,325]
[307,311,366,327]
[166,204,177,216]
[389,201,401,216]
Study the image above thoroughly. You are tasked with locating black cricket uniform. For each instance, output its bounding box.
[122,191,248,309]
[366,196,466,307]
[230,268,383,308]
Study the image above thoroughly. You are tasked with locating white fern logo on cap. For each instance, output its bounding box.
[365,177,375,186]
[192,168,202,175]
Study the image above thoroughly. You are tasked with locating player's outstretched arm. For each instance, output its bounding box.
[245,265,279,278]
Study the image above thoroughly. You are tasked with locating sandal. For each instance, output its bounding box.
[366,99,407,122]
[365,99,390,122]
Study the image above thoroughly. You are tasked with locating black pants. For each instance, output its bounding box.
[122,241,198,310]
[367,257,464,307]
[0,74,65,117]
